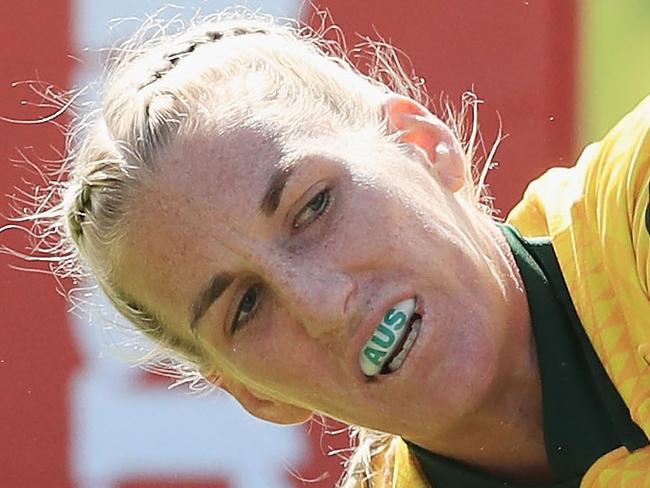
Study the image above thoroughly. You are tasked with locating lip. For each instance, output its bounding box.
[349,293,421,380]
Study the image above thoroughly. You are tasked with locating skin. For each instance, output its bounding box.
[114,96,551,482]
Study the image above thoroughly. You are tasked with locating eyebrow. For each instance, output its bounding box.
[259,164,295,216]
[189,273,234,333]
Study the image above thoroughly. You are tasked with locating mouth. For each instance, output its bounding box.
[358,297,422,377]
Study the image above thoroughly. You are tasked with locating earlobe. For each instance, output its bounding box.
[382,94,466,193]
[213,375,313,425]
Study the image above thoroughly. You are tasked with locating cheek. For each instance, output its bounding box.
[324,204,406,267]
[317,182,449,277]
[416,293,502,413]
[224,314,310,377]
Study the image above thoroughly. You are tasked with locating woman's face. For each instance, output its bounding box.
[115,105,516,446]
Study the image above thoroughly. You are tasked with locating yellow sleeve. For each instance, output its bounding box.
[581,446,650,487]
[509,95,650,306]
[509,95,650,420]
[508,96,650,486]
[584,94,650,310]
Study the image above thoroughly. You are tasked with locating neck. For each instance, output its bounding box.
[410,219,553,483]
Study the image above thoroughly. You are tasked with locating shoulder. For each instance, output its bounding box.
[510,95,650,438]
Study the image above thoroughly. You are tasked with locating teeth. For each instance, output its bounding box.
[388,319,420,372]
[359,298,416,377]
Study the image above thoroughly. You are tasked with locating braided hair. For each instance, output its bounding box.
[140,25,269,90]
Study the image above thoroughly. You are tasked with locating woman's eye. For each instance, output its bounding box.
[231,284,261,333]
[293,189,331,229]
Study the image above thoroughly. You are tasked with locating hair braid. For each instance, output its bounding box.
[140,25,270,90]
[67,177,93,243]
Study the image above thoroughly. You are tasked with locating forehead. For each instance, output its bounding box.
[164,122,288,207]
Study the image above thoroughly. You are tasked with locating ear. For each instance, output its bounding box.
[382,95,466,193]
[206,374,312,425]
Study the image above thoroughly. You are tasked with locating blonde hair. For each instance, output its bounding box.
[6,7,497,487]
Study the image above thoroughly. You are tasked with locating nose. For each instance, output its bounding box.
[264,255,356,338]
